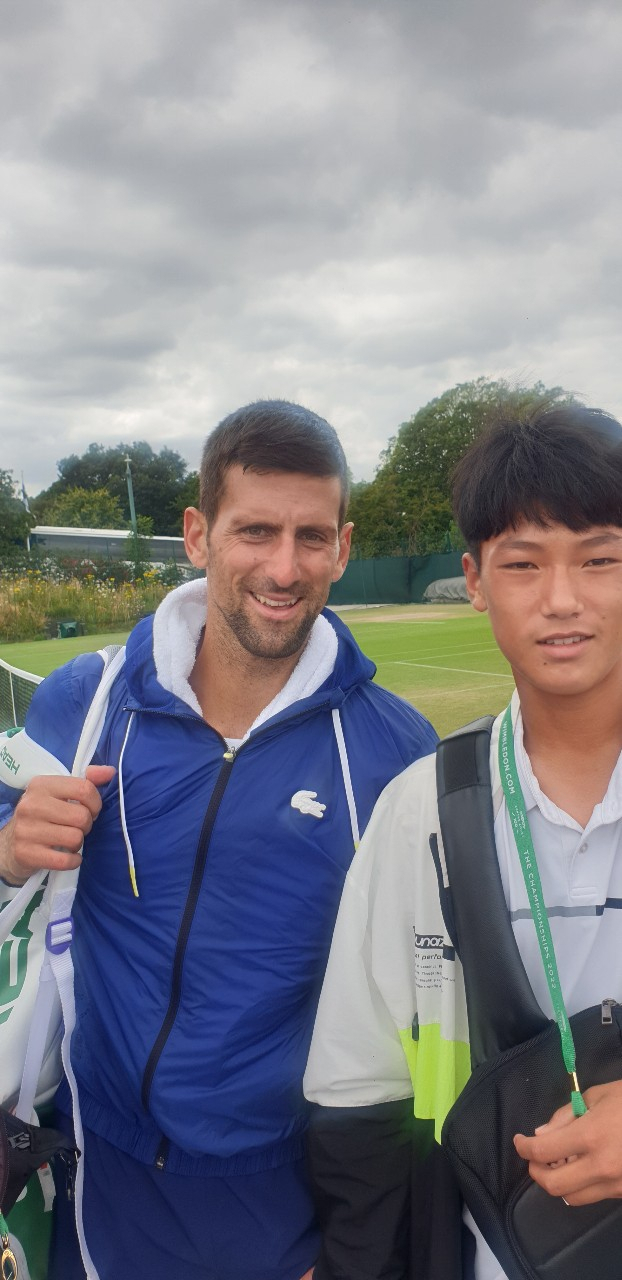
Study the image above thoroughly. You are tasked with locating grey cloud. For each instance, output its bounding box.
[2,0,622,497]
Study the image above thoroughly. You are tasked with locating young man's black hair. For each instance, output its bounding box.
[452,400,622,561]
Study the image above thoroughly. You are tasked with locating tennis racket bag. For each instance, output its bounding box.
[0,644,126,1280]
[436,717,622,1280]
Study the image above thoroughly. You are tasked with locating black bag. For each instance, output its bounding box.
[0,1106,77,1218]
[436,717,622,1280]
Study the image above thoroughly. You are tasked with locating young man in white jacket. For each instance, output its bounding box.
[304,399,622,1280]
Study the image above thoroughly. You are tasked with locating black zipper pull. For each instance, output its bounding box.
[56,1148,78,1202]
[601,998,618,1025]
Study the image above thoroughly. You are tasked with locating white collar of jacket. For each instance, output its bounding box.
[151,578,338,742]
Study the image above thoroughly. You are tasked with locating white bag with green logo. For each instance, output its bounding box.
[0,645,126,1279]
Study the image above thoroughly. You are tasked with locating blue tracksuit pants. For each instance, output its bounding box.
[49,1122,319,1280]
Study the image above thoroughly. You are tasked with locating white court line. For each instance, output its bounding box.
[390,660,514,679]
[417,681,513,696]
[376,643,500,663]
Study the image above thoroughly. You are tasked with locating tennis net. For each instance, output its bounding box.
[0,658,43,731]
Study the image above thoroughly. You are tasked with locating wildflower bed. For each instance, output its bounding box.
[0,570,173,643]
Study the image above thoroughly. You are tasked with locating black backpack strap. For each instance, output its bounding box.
[436,717,549,1068]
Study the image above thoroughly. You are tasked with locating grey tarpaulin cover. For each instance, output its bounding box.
[423,576,469,603]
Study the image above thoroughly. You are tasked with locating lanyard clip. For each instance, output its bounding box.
[1,1240,18,1280]
[569,1071,587,1116]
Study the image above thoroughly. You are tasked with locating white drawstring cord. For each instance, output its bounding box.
[332,708,360,849]
[117,711,138,898]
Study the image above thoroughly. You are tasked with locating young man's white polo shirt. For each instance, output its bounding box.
[468,711,622,1280]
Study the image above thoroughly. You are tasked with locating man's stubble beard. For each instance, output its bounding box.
[216,597,321,661]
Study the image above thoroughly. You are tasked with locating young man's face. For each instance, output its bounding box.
[184,465,352,663]
[463,521,622,701]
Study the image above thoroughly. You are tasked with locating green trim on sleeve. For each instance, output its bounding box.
[399,1023,471,1141]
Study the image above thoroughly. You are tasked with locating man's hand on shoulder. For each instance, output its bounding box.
[0,765,116,885]
[514,1079,622,1204]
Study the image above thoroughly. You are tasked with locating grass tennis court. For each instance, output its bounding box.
[344,604,512,736]
[0,605,512,738]
[0,633,130,678]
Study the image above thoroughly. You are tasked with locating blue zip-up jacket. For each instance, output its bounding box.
[0,606,436,1175]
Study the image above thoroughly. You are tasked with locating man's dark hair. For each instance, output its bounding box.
[452,399,622,560]
[199,399,350,526]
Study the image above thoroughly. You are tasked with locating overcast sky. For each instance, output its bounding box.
[2,0,622,498]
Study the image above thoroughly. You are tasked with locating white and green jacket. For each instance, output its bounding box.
[303,703,512,1280]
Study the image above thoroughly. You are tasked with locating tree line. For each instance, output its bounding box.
[2,378,572,558]
[347,377,572,557]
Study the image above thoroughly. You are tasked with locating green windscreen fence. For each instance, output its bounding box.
[328,552,464,606]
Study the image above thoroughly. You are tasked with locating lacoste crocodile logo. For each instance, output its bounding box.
[290,790,326,819]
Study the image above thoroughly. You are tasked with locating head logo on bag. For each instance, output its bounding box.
[0,746,19,778]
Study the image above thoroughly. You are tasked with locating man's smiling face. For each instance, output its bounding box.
[186,464,351,663]
[463,521,622,701]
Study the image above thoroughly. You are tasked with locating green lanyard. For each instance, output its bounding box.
[498,705,587,1118]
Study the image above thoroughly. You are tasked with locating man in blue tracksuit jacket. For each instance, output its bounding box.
[0,400,436,1280]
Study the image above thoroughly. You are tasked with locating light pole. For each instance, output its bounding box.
[125,455,140,578]
[124,455,138,537]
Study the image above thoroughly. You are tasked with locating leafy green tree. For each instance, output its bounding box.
[40,487,126,529]
[171,470,200,526]
[34,442,192,536]
[0,470,34,555]
[349,379,573,557]
[347,476,410,558]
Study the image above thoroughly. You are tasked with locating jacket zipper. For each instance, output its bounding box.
[141,749,236,1138]
[135,698,334,1168]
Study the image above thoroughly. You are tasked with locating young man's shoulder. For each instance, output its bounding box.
[385,742,437,788]
[343,752,440,889]
[374,707,501,819]
[367,748,440,837]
